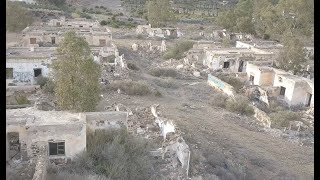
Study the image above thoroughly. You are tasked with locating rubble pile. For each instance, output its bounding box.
[108,103,190,179]
[156,57,207,79]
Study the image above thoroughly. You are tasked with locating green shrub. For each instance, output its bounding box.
[269,111,302,128]
[226,95,254,116]
[48,129,157,180]
[210,93,228,108]
[15,95,30,105]
[154,78,178,89]
[43,79,55,94]
[100,20,108,26]
[108,80,151,95]
[155,91,162,97]
[35,75,49,88]
[137,34,144,39]
[149,68,178,78]
[269,100,287,112]
[127,62,139,71]
[163,41,194,60]
[217,75,244,92]
[102,55,115,63]
[77,11,92,19]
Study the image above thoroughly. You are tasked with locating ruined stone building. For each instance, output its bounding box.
[236,40,283,52]
[21,26,112,47]
[202,48,274,72]
[19,17,112,48]
[7,17,119,86]
[6,107,128,163]
[246,62,314,107]
[212,30,253,41]
[6,47,55,85]
[47,17,100,28]
[136,24,182,38]
[6,45,118,85]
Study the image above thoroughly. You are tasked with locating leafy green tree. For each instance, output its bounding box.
[216,0,255,34]
[146,0,176,27]
[276,34,306,75]
[6,0,33,32]
[216,10,236,31]
[222,37,232,48]
[218,0,314,41]
[252,0,313,41]
[52,32,101,112]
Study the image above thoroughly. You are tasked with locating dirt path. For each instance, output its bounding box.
[98,46,314,179]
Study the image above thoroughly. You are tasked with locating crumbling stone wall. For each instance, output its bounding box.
[167,137,191,178]
[6,59,51,85]
[32,142,48,180]
[252,106,271,128]
[84,112,128,132]
[26,122,86,160]
[207,74,235,97]
[7,117,31,161]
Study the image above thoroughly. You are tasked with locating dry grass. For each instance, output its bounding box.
[149,68,178,78]
[127,62,139,71]
[210,93,229,108]
[163,40,194,60]
[216,75,245,92]
[15,94,30,105]
[269,111,302,128]
[107,80,151,95]
[48,129,158,180]
[226,95,255,116]
[154,78,179,89]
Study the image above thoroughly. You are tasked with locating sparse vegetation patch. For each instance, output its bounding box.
[269,111,302,128]
[226,95,254,116]
[107,80,151,95]
[47,129,157,180]
[163,41,194,60]
[149,68,178,78]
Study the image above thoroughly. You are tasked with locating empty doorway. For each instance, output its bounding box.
[30,38,37,44]
[223,61,230,68]
[6,68,13,79]
[249,75,254,82]
[34,68,42,77]
[99,39,106,46]
[8,132,21,160]
[51,37,56,44]
[280,86,286,96]
[238,60,244,72]
[306,93,312,107]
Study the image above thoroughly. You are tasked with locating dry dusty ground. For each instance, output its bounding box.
[97,46,314,180]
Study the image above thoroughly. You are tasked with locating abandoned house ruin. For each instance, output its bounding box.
[136,24,182,38]
[6,47,55,86]
[246,62,314,107]
[202,48,274,72]
[6,107,128,163]
[7,17,119,86]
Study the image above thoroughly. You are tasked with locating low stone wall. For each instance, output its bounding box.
[84,111,128,132]
[252,106,271,128]
[174,138,191,177]
[207,74,235,97]
[32,143,48,180]
[7,85,41,93]
[220,72,248,82]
